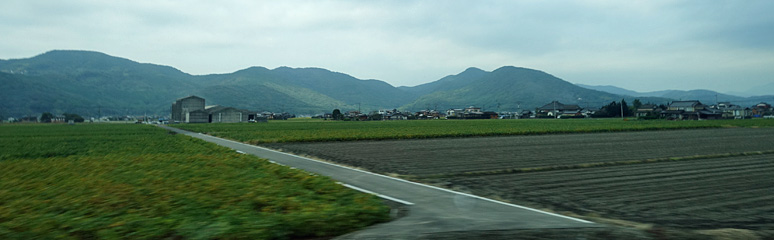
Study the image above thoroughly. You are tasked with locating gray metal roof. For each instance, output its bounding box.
[669,101,702,108]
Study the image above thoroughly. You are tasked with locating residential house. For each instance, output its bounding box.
[415,110,442,120]
[344,111,368,121]
[662,100,721,120]
[519,110,534,119]
[716,102,751,119]
[464,106,482,113]
[536,101,581,118]
[481,111,499,119]
[51,115,67,123]
[445,106,494,119]
[369,109,408,121]
[445,109,463,118]
[581,108,598,118]
[385,112,409,120]
[752,102,772,117]
[636,104,660,118]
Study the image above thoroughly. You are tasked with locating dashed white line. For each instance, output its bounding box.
[340,183,415,206]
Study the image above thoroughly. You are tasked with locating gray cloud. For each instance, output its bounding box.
[1,0,773,94]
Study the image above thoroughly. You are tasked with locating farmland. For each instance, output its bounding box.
[261,127,774,236]
[264,128,774,176]
[0,124,388,239]
[442,154,774,230]
[175,118,774,144]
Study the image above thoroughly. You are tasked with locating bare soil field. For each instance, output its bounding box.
[264,128,774,176]
[264,128,774,233]
[437,154,774,230]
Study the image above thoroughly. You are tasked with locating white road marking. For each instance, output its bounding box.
[340,183,415,206]
[178,128,593,224]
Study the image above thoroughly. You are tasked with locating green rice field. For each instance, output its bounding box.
[0,124,389,239]
[175,118,774,144]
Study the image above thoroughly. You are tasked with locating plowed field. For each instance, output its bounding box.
[265,128,774,230]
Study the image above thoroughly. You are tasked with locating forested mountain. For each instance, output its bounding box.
[2,50,753,118]
[0,50,419,117]
[0,50,197,117]
[194,66,416,114]
[399,66,662,111]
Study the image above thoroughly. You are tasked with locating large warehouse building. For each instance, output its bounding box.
[171,96,256,123]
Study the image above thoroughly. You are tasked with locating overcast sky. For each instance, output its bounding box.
[2,0,773,94]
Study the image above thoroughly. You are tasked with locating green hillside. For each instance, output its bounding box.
[0,51,197,116]
[400,66,623,111]
[195,66,418,114]
[0,51,419,117]
[4,49,740,118]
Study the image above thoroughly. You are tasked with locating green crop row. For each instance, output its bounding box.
[175,118,774,144]
[0,124,389,239]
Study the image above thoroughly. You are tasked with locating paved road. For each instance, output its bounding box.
[161,126,597,239]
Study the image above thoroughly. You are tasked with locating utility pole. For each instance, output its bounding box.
[620,100,624,120]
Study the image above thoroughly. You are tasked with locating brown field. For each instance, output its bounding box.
[264,128,774,231]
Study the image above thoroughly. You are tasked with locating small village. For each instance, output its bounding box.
[6,95,773,124]
[160,95,774,124]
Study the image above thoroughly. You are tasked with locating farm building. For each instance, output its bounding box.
[171,96,256,123]
[205,105,254,123]
[186,109,210,123]
[171,96,206,123]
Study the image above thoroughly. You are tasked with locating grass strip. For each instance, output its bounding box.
[175,119,774,144]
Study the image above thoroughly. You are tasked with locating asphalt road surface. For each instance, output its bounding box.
[161,126,597,239]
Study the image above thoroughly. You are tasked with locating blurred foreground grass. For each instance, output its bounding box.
[0,124,389,239]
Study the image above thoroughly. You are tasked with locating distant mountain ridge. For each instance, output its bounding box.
[400,66,640,111]
[1,50,764,118]
[576,84,773,107]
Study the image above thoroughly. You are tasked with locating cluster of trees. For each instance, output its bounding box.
[331,109,343,121]
[594,100,632,118]
[594,99,660,118]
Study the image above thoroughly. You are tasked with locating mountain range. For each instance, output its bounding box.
[575,84,772,108]
[0,50,769,118]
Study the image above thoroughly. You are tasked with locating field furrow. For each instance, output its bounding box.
[268,128,774,175]
[269,127,774,230]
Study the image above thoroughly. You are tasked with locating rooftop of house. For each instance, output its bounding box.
[669,100,702,108]
[537,101,581,111]
[176,95,204,101]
